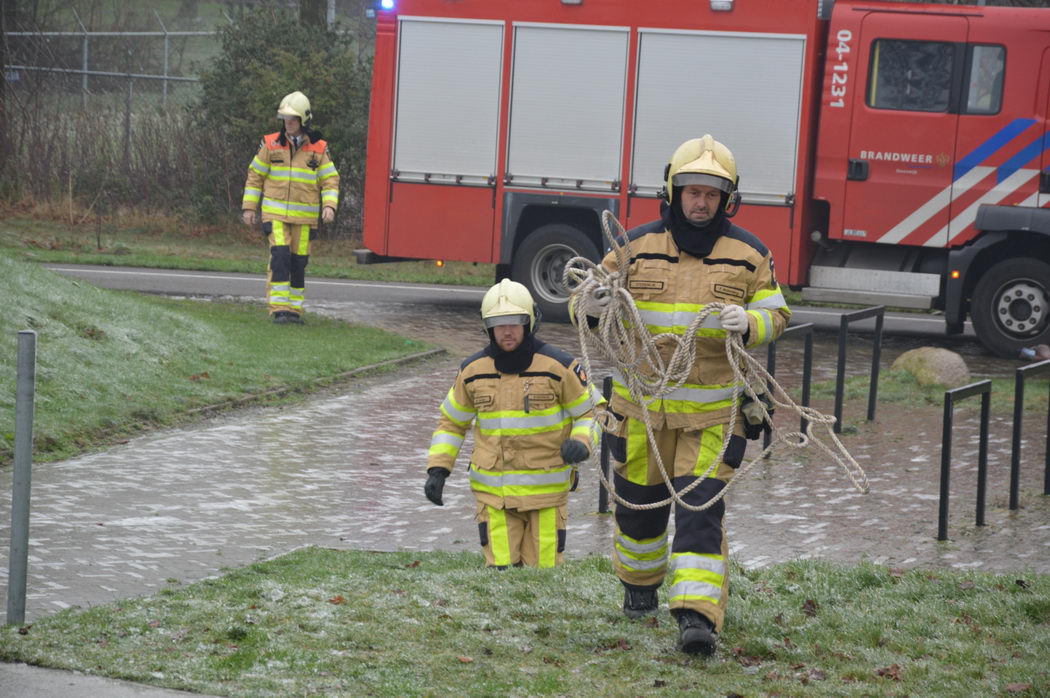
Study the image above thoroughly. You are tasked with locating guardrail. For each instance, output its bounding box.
[834,306,885,434]
[763,322,815,454]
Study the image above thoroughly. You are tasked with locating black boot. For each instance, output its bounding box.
[675,609,717,656]
[622,583,659,619]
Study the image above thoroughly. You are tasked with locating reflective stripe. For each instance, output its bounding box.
[476,409,571,435]
[538,507,557,568]
[260,197,317,214]
[565,390,598,418]
[746,308,772,346]
[668,552,725,605]
[611,371,739,412]
[614,530,669,571]
[636,301,723,335]
[695,424,724,478]
[317,162,337,179]
[667,579,722,605]
[295,225,310,255]
[468,461,575,489]
[321,190,339,204]
[242,187,262,204]
[748,290,786,310]
[267,166,319,184]
[440,389,475,427]
[271,220,287,246]
[249,156,270,176]
[428,430,464,459]
[570,418,595,441]
[488,507,511,567]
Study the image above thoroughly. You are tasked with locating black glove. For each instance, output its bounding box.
[424,468,449,506]
[560,439,590,464]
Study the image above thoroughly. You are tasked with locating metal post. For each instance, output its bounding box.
[598,375,612,514]
[801,328,813,434]
[763,341,776,453]
[1010,369,1024,511]
[73,9,88,108]
[154,11,169,104]
[868,312,883,421]
[124,71,133,174]
[938,393,953,542]
[7,331,37,626]
[976,391,989,527]
[834,316,848,434]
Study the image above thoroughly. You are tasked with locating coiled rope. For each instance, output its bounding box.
[563,210,869,512]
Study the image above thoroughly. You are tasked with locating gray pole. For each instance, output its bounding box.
[7,330,37,626]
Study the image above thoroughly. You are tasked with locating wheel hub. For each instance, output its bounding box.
[995,279,1048,336]
[531,244,574,304]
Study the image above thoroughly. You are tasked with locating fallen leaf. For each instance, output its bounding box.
[876,663,902,681]
[801,599,819,617]
[328,595,345,605]
[1006,683,1031,693]
[644,616,660,628]
[773,613,784,625]
[959,580,975,590]
[1015,579,1030,590]
[148,620,161,628]
[808,669,827,681]
[653,679,667,687]
[17,625,31,635]
[457,655,473,663]
[888,567,905,579]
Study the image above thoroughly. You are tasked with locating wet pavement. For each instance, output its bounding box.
[1,297,1048,627]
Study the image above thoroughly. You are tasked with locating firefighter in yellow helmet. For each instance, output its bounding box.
[424,279,605,568]
[571,135,791,655]
[242,91,340,324]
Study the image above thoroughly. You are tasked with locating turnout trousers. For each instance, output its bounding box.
[475,502,567,568]
[609,415,745,632]
[265,221,311,317]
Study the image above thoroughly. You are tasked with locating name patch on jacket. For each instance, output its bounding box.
[628,279,665,292]
[474,394,493,407]
[712,283,746,301]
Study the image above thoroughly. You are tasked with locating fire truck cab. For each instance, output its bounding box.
[359,0,1050,358]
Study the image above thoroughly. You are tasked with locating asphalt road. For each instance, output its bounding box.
[45,263,978,342]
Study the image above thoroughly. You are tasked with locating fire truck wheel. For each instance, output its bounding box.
[511,223,600,323]
[971,258,1050,358]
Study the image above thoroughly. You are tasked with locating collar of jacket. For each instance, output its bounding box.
[663,198,730,258]
[486,335,542,374]
[277,127,323,147]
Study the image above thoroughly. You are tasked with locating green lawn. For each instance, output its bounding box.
[0,252,436,465]
[1,548,1046,697]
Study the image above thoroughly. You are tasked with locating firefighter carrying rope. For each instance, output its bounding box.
[568,135,808,656]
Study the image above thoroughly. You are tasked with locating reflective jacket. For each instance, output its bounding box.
[241,131,339,226]
[596,218,791,430]
[427,340,605,511]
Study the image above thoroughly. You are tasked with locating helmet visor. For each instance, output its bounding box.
[672,172,734,194]
[483,313,530,329]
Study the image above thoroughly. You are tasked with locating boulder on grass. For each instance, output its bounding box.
[890,347,971,389]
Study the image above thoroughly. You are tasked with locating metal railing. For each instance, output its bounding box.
[938,380,991,542]
[1009,358,1050,509]
[834,306,885,433]
[763,322,815,453]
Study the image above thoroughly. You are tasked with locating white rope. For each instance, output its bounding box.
[564,210,869,512]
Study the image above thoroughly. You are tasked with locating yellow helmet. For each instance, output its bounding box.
[664,134,740,215]
[481,279,537,333]
[277,91,312,125]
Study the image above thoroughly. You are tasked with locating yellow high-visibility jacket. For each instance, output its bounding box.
[591,218,791,431]
[241,131,339,226]
[427,339,605,511]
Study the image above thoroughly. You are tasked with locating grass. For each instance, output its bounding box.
[0,208,496,287]
[0,547,1047,697]
[807,369,1049,414]
[0,252,435,466]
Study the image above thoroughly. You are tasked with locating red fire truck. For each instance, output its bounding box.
[358,0,1050,358]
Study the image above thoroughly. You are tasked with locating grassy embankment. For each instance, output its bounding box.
[1,547,1047,697]
[0,251,435,466]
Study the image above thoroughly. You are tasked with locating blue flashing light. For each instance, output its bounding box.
[380,0,395,9]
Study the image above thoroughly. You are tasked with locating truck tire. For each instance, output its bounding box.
[511,223,600,323]
[971,258,1050,358]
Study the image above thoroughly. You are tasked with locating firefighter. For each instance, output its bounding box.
[424,279,604,568]
[572,135,791,655]
[241,91,340,324]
